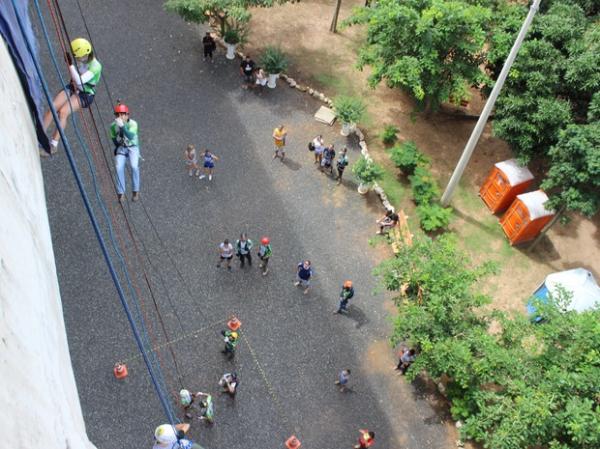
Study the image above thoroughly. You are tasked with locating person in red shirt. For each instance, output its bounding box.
[355,429,375,449]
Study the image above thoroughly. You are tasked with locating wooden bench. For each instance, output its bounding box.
[390,210,413,254]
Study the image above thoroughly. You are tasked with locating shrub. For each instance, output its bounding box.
[409,166,440,205]
[390,141,428,175]
[260,46,288,74]
[223,29,240,44]
[380,125,399,145]
[416,203,453,232]
[333,96,366,124]
[352,155,385,184]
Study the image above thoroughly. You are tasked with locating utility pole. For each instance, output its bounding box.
[441,0,542,206]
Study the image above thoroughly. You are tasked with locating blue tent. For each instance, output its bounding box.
[527,268,600,317]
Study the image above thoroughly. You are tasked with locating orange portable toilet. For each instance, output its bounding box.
[500,190,554,245]
[480,159,534,213]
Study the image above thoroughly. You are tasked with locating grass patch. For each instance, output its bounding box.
[377,166,406,210]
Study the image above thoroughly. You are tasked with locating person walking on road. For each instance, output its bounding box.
[196,392,214,424]
[355,430,375,449]
[272,125,287,160]
[240,55,256,89]
[41,38,102,156]
[199,148,219,181]
[221,329,239,359]
[219,372,239,398]
[236,233,253,268]
[110,102,141,203]
[336,147,349,184]
[312,135,325,165]
[335,280,355,314]
[216,239,234,270]
[321,144,336,174]
[257,236,272,276]
[184,144,200,177]
[334,369,351,392]
[294,260,313,294]
[202,32,216,62]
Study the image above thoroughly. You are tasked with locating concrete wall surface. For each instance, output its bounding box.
[0,40,96,449]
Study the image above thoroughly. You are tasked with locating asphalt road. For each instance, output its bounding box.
[36,1,452,448]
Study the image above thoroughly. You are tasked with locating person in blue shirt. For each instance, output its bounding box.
[198,148,219,181]
[294,260,313,294]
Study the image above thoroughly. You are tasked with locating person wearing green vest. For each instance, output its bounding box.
[110,102,140,203]
[257,236,272,276]
[41,38,102,156]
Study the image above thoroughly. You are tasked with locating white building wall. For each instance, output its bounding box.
[0,40,96,449]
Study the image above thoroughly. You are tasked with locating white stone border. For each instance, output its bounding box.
[221,40,395,213]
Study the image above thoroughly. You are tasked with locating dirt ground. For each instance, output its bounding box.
[245,0,600,313]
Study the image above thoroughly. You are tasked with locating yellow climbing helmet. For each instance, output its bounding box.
[71,38,92,58]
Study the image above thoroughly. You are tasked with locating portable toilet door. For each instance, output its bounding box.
[479,159,534,213]
[500,190,554,245]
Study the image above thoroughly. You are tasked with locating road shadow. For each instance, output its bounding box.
[343,304,369,329]
[280,157,302,171]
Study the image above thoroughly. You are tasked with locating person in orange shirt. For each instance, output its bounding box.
[272,124,287,160]
[355,429,375,449]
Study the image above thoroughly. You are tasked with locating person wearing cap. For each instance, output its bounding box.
[41,38,102,156]
[153,423,200,449]
[355,429,375,449]
[257,236,272,276]
[221,329,239,359]
[110,102,141,203]
[335,280,355,314]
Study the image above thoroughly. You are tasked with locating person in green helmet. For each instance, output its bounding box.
[41,38,102,156]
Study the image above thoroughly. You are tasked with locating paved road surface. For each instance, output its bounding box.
[36,1,453,448]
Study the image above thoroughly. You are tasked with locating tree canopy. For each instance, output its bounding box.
[377,235,600,449]
[345,0,492,111]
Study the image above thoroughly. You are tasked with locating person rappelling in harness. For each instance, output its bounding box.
[110,101,141,203]
[41,38,102,156]
[220,329,239,360]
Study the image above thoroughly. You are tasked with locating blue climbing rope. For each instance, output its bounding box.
[9,0,177,425]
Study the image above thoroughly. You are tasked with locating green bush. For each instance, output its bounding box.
[416,203,453,232]
[409,166,440,205]
[223,29,241,44]
[352,155,385,184]
[390,141,428,174]
[380,125,399,145]
[333,95,366,124]
[260,46,288,74]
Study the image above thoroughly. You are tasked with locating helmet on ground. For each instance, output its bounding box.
[71,38,92,58]
[343,280,353,288]
[154,424,177,444]
[230,331,238,339]
[261,236,270,245]
[114,103,130,114]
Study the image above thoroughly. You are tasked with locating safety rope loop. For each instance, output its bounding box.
[14,0,177,425]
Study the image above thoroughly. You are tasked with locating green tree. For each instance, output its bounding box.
[490,1,598,163]
[541,120,600,218]
[345,0,492,112]
[376,236,600,448]
[164,0,289,36]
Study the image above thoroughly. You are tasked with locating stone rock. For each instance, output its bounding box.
[289,80,297,87]
[455,421,463,429]
[280,74,288,81]
[359,141,368,150]
[297,85,307,92]
[382,200,392,210]
[356,128,365,140]
[360,148,369,157]
[374,185,384,195]
[318,93,326,101]
[308,88,314,95]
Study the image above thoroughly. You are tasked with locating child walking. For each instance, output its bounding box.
[199,148,219,181]
[184,144,200,177]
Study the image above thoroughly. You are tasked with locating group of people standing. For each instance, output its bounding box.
[310,134,349,183]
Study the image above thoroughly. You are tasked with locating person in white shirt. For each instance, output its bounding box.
[312,135,325,165]
[216,239,234,270]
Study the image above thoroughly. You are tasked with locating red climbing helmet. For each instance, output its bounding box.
[114,103,129,115]
[261,236,270,245]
